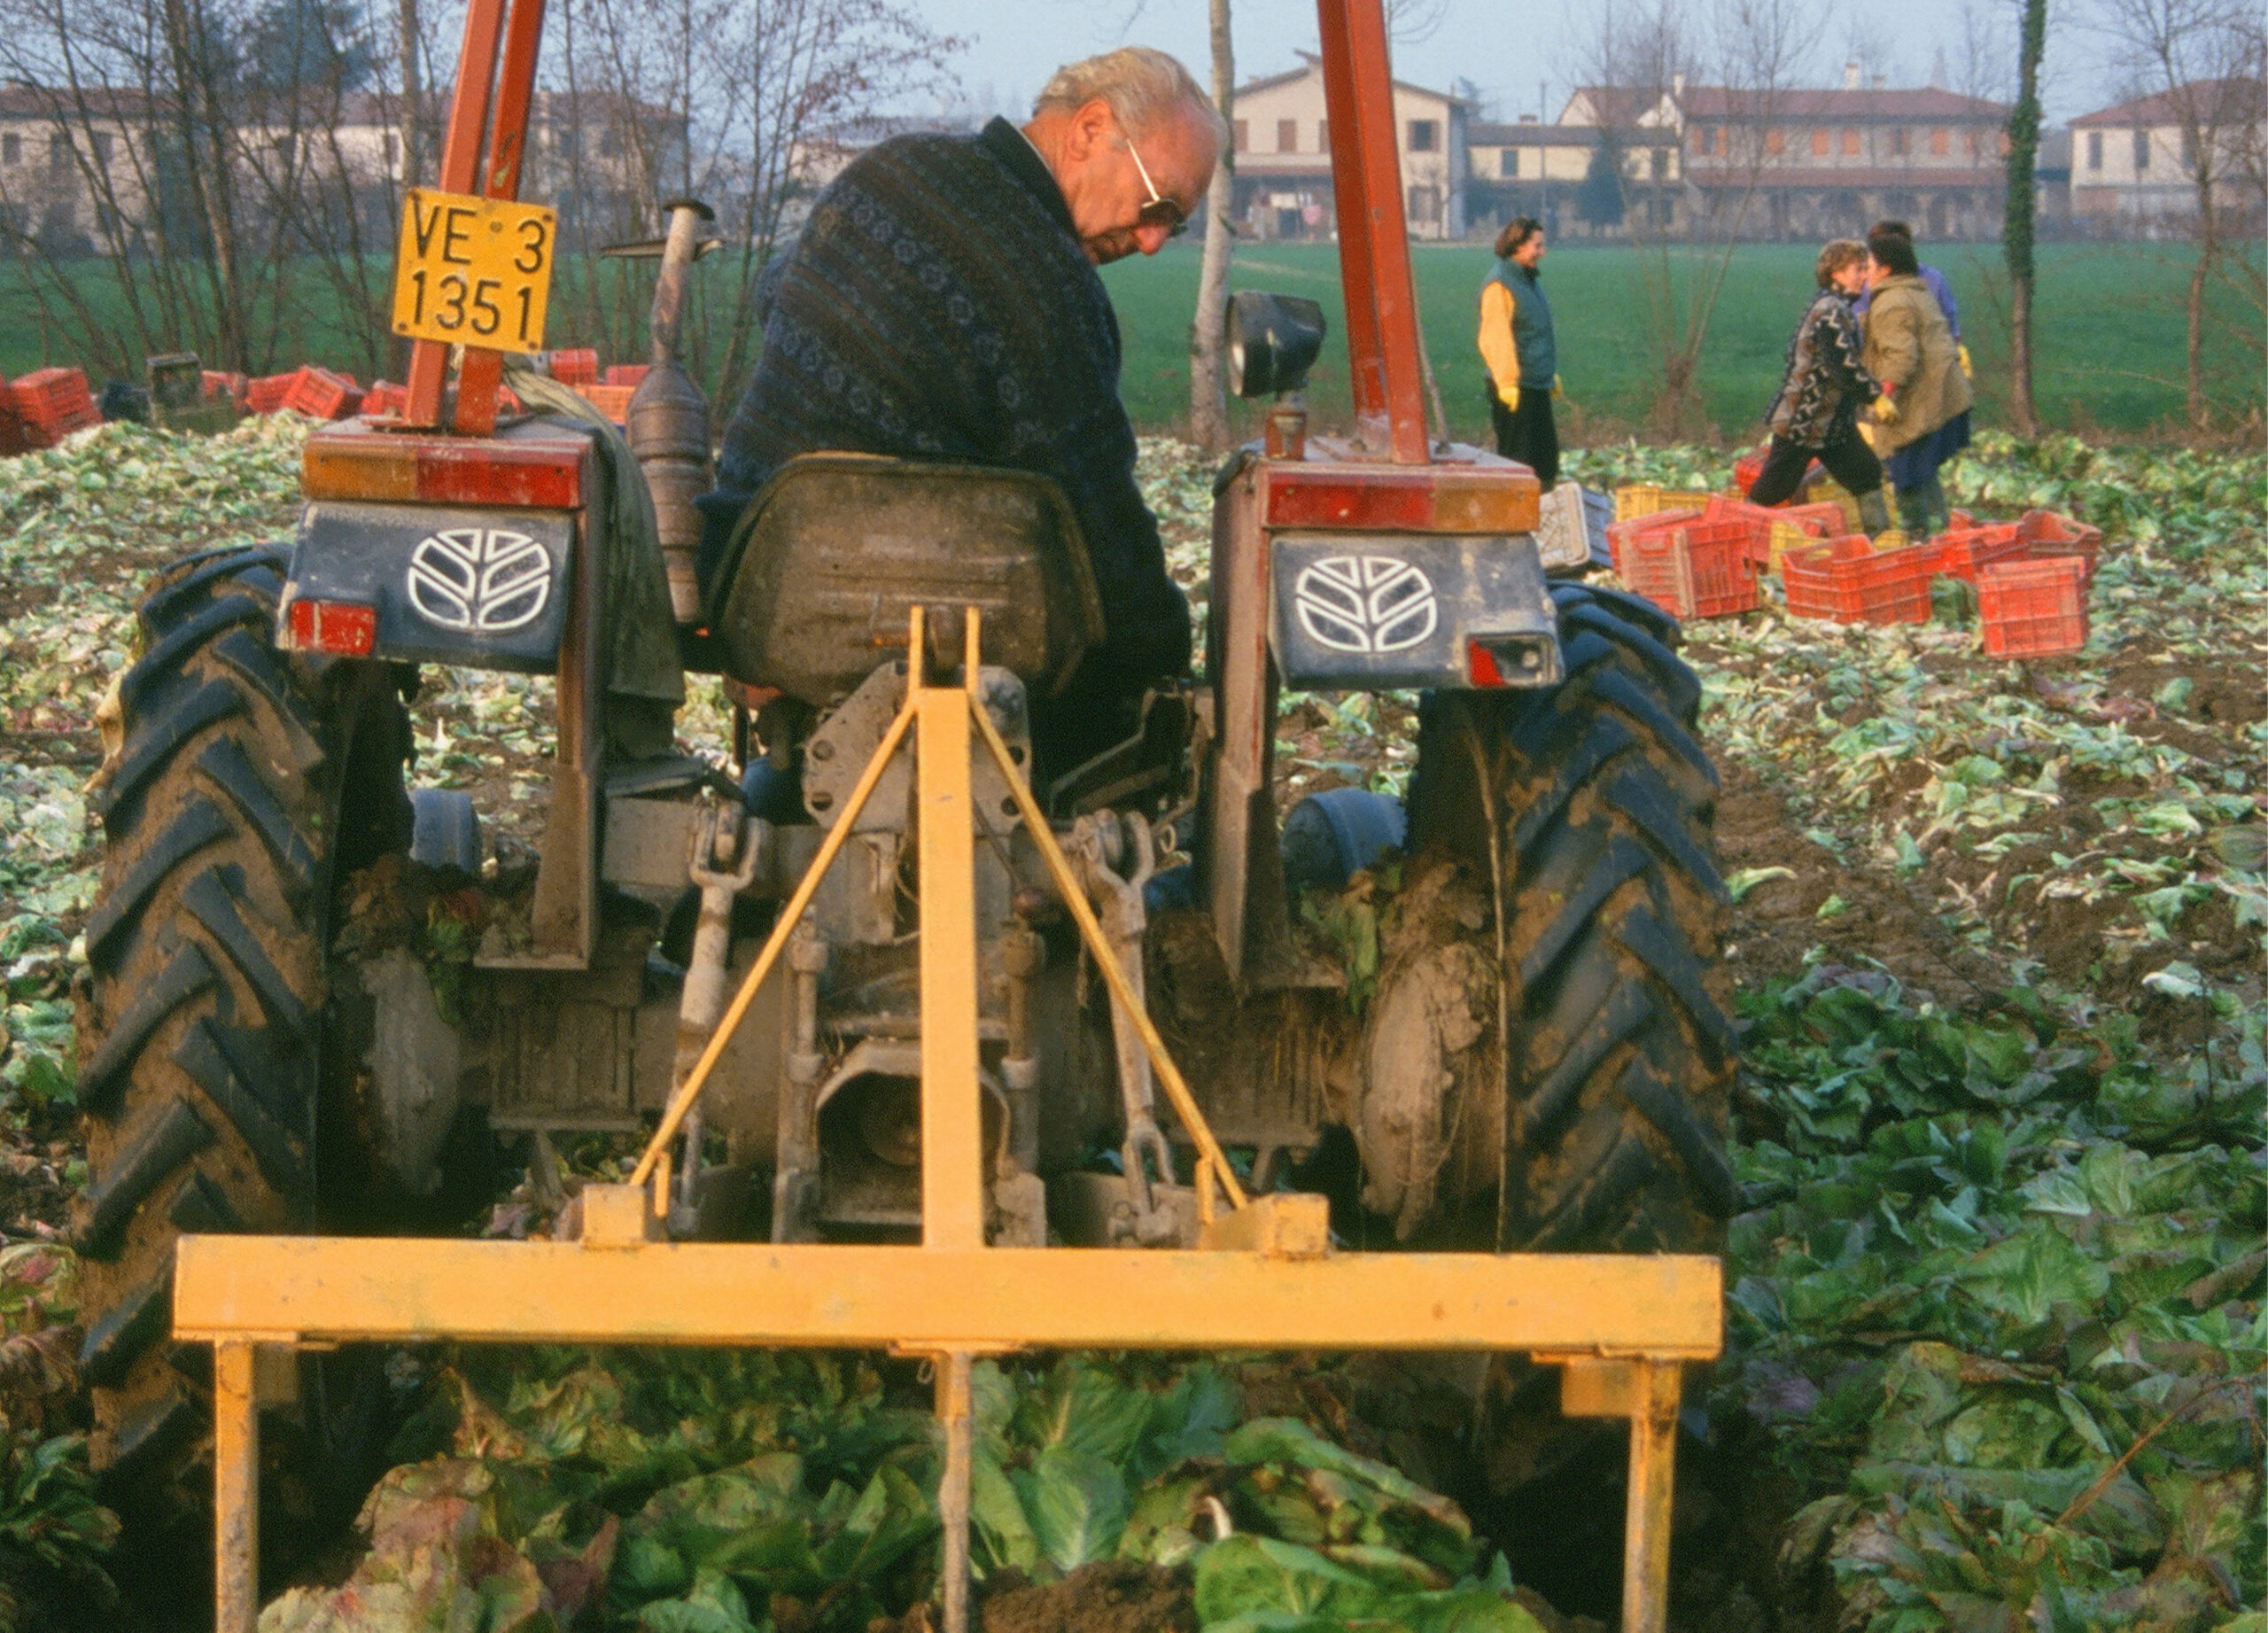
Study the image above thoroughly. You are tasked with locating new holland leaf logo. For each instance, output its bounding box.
[407,527,552,634]
[1293,555,1437,654]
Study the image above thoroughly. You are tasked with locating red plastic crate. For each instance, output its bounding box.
[1782,534,1934,625]
[10,367,101,443]
[361,381,408,416]
[0,392,28,457]
[572,383,635,424]
[284,366,361,419]
[1979,556,2088,657]
[200,370,248,408]
[1621,518,1759,620]
[549,347,600,385]
[2016,509,2101,585]
[604,363,649,387]
[1928,523,2025,583]
[245,373,298,413]
[1606,507,1704,576]
[1733,448,1765,495]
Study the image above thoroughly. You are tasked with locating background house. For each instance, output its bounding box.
[2070,79,2266,233]
[1229,55,1468,240]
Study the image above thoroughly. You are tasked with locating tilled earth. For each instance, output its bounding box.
[0,421,2258,1630]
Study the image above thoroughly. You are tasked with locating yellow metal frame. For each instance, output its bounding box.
[175,610,1720,1633]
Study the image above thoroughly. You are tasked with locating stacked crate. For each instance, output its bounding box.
[9,368,101,446]
[1781,535,1936,625]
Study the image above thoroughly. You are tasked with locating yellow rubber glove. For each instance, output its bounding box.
[1872,393,1901,425]
[1957,343,1974,379]
[1498,382,1520,412]
[1552,373,1564,397]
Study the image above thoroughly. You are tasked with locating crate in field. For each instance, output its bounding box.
[1613,484,1715,523]
[604,363,649,387]
[549,348,600,385]
[1605,507,1703,576]
[1980,556,2088,657]
[1928,523,2026,583]
[1703,494,1831,571]
[361,381,409,416]
[9,367,101,445]
[1619,518,1759,620]
[572,383,635,424]
[2016,509,2101,586]
[0,391,28,457]
[284,366,361,419]
[1782,534,1934,625]
[245,372,298,413]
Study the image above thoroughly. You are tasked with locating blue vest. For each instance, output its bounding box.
[1486,259,1557,387]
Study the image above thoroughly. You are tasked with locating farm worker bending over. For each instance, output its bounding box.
[1860,226,1973,539]
[702,46,1223,778]
[1476,217,1561,490]
[1744,238,1895,538]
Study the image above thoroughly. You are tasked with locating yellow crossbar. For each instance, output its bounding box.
[174,1237,1721,1355]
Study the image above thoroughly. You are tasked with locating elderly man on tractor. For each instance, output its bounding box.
[701,47,1223,780]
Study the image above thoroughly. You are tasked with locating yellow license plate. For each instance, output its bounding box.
[391,189,556,354]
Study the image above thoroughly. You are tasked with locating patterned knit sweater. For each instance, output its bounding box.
[711,117,1191,747]
[1765,288,1880,447]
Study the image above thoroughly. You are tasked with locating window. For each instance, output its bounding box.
[1,135,18,166]
[1651,147,1667,180]
[49,134,69,173]
[1891,126,1908,157]
[2181,129,2196,168]
[2132,128,2148,169]
[1930,127,1948,155]
[1407,183,1439,222]
[90,131,113,162]
[2087,129,2102,169]
[1278,118,1298,152]
[1501,147,1518,178]
[1689,125,1707,154]
[1407,119,1438,152]
[1811,128,1829,157]
[1841,128,1859,155]
[1764,127,1784,156]
[598,127,622,159]
[1232,119,1249,152]
[1317,120,1328,152]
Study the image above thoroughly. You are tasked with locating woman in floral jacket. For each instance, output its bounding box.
[1745,239,1894,536]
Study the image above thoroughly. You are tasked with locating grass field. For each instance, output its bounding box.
[6,239,2259,443]
[1099,239,2267,443]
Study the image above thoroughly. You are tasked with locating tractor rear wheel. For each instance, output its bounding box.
[74,544,413,1549]
[1401,579,1739,1618]
[1405,579,1738,1254]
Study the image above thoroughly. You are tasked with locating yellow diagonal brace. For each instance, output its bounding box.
[631,693,918,1187]
[967,702,1247,1211]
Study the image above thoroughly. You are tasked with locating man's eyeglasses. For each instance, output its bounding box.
[1122,136,1190,238]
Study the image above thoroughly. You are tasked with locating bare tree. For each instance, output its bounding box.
[1577,0,1808,435]
[2095,0,2263,428]
[2002,0,2047,436]
[1186,0,1232,450]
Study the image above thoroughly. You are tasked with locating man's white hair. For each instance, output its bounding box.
[1033,46,1227,151]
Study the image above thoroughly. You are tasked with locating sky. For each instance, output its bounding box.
[917,0,2130,131]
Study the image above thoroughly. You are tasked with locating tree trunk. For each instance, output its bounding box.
[400,0,422,185]
[2002,0,2046,438]
[1187,0,1234,450]
[2185,239,2210,431]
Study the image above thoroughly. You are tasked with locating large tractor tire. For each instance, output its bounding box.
[74,544,413,1544]
[1404,579,1738,1255]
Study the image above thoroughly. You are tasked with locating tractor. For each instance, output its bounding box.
[72,0,1735,1614]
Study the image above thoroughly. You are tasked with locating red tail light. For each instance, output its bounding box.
[284,598,377,657]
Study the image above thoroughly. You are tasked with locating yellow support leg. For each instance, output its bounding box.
[916,686,985,1251]
[1621,1359,1682,1633]
[214,1341,260,1633]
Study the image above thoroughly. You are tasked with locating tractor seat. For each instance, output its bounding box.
[707,455,1106,708]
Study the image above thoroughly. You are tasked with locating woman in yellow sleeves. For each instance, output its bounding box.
[1476,217,1558,489]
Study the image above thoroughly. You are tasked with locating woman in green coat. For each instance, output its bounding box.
[1860,228,1972,536]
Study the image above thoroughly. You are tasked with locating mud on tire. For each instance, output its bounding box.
[74,544,412,1536]
[1406,580,1738,1255]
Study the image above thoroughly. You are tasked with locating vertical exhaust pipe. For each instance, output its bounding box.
[627,198,718,624]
